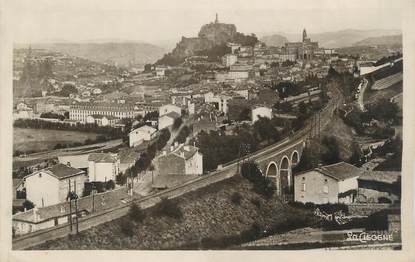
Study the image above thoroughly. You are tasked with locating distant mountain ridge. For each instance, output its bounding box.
[259,29,401,48]
[21,42,166,67]
[353,34,402,46]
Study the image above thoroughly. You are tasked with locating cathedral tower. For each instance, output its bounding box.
[302,28,307,42]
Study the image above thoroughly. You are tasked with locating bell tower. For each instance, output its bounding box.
[215,13,219,23]
[302,28,307,42]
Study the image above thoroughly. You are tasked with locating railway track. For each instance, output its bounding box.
[13,83,345,250]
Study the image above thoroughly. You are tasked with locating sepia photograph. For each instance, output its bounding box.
[1,0,414,259]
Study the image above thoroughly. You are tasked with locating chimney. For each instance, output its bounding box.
[67,162,71,167]
[180,152,185,158]
[170,145,174,152]
[174,141,179,147]
[162,151,166,156]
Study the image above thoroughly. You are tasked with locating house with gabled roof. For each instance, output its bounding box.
[24,164,87,207]
[158,111,181,130]
[157,144,203,177]
[88,153,120,182]
[294,162,363,204]
[129,125,157,147]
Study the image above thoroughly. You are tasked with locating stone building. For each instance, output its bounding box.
[24,164,86,207]
[158,144,203,176]
[294,162,362,204]
[88,153,120,182]
[284,29,319,60]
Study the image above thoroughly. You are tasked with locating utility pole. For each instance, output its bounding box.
[68,179,73,232]
[74,182,79,234]
[92,184,95,213]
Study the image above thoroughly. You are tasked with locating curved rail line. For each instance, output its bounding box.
[13,85,344,250]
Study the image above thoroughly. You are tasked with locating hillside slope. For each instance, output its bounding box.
[30,42,166,67]
[32,175,313,250]
[354,35,402,46]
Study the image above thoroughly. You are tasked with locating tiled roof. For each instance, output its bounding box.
[130,125,157,134]
[161,111,180,120]
[172,145,199,160]
[30,164,85,180]
[88,153,119,163]
[317,162,363,181]
[58,154,90,169]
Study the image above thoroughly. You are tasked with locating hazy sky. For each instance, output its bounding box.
[9,0,404,44]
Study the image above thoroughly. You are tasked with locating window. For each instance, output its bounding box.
[301,183,306,192]
[323,185,329,194]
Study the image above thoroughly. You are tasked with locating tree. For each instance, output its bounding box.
[105,180,115,190]
[253,117,280,143]
[58,84,77,97]
[366,98,399,123]
[129,203,146,223]
[172,117,183,130]
[22,200,34,211]
[321,136,340,164]
[293,145,318,173]
[154,198,183,219]
[241,161,275,199]
[120,218,135,237]
[143,64,152,73]
[115,173,127,185]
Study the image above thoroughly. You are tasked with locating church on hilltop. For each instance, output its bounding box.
[284,29,319,60]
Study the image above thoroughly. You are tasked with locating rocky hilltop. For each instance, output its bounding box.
[198,22,237,44]
[157,16,257,65]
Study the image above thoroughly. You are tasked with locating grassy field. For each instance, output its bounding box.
[14,128,99,153]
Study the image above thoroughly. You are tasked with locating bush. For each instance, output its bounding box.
[129,203,145,223]
[240,222,262,243]
[378,197,392,204]
[250,198,261,208]
[317,203,348,214]
[154,198,183,219]
[22,200,34,211]
[115,173,127,185]
[230,192,242,205]
[304,202,316,209]
[289,201,306,209]
[105,180,115,190]
[252,178,276,199]
[120,218,135,237]
[241,161,276,199]
[172,117,183,130]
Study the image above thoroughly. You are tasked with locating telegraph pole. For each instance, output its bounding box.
[74,182,79,234]
[92,183,95,213]
[68,180,73,232]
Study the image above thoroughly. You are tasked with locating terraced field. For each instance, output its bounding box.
[14,128,99,153]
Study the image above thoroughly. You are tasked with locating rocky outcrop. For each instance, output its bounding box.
[198,22,237,44]
[157,21,253,66]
